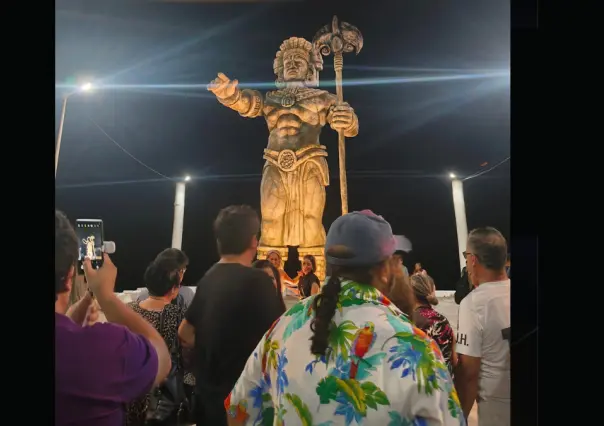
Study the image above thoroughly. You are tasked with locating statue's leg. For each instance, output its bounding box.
[298,161,327,281]
[259,163,286,249]
[301,163,327,248]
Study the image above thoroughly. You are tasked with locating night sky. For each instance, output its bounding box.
[55,0,510,292]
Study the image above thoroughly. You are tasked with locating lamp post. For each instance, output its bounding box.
[450,173,469,272]
[171,175,191,250]
[55,82,94,178]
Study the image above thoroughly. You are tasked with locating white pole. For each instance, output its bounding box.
[55,96,69,178]
[451,178,469,272]
[172,181,186,249]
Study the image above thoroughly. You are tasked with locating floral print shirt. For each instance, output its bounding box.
[225,280,464,426]
[413,305,456,376]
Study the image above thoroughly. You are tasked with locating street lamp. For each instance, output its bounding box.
[55,82,94,178]
[171,175,191,250]
[450,172,469,272]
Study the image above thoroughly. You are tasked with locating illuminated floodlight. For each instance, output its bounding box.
[80,82,93,92]
[184,175,191,182]
[449,173,457,179]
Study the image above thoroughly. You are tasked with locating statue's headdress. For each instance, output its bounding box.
[273,37,323,88]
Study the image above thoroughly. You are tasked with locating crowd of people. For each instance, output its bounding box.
[55,205,510,426]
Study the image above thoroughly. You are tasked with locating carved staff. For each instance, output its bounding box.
[313,16,363,215]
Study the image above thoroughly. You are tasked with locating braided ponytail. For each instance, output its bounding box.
[310,274,342,356]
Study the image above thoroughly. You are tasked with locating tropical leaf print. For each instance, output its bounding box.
[354,352,386,381]
[387,411,415,426]
[276,349,289,396]
[275,403,287,426]
[448,389,462,418]
[387,412,430,426]
[285,393,313,426]
[316,375,390,425]
[284,300,305,316]
[360,381,390,411]
[328,320,359,363]
[259,406,274,426]
[248,377,271,410]
[283,302,313,340]
[383,312,414,334]
[305,353,327,375]
[262,339,280,374]
[384,331,442,395]
[225,395,249,423]
[338,282,380,310]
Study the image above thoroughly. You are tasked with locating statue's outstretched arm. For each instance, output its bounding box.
[208,72,263,118]
[218,89,264,119]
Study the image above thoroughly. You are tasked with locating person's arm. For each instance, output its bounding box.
[179,285,203,348]
[454,298,482,418]
[84,256,171,388]
[66,291,95,325]
[225,336,267,426]
[95,292,171,387]
[178,319,195,348]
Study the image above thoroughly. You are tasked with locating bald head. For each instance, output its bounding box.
[467,227,507,271]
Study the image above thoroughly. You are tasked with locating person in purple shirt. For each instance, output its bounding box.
[54,211,172,426]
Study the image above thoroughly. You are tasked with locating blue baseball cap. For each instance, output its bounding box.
[325,210,396,267]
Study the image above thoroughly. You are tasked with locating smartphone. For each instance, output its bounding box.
[75,219,104,272]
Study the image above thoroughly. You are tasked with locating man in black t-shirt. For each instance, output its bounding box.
[178,205,284,426]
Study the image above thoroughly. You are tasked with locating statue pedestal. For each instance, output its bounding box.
[257,246,289,264]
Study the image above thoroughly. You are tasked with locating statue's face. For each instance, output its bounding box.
[283,51,309,81]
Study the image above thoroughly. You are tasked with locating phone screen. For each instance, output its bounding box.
[75,219,104,272]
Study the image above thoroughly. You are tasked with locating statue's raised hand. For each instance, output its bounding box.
[208,72,239,100]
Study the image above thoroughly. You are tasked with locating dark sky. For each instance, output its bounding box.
[55,0,510,291]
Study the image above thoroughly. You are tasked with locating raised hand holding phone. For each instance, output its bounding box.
[83,253,117,298]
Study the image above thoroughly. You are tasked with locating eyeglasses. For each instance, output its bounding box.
[463,251,480,261]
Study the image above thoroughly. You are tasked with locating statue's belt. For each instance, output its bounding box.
[263,145,327,173]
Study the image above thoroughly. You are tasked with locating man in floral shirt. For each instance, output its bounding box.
[225,211,464,426]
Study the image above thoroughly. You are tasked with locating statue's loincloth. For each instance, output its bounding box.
[262,145,329,186]
[261,145,329,247]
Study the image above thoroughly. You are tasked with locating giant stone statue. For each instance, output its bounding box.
[208,37,359,279]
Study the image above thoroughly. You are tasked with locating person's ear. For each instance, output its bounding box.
[64,265,75,293]
[251,234,259,250]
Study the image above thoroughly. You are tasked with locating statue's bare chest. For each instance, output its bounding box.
[264,88,332,128]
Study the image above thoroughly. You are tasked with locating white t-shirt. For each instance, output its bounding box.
[457,280,510,403]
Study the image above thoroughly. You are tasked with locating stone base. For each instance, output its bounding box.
[257,246,325,283]
[257,246,289,263]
